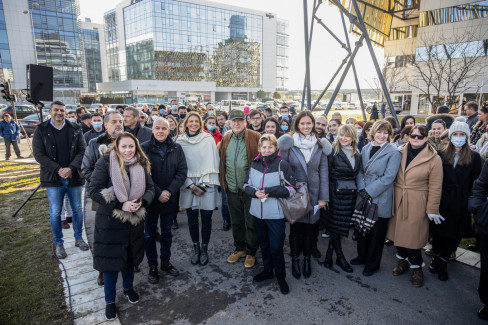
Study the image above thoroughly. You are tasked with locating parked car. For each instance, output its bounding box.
[347,103,357,110]
[20,113,49,136]
[1,105,36,120]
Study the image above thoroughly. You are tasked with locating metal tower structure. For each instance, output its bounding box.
[301,0,420,123]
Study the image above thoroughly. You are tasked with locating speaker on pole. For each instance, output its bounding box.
[26,64,53,102]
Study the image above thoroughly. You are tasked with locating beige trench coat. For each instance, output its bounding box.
[387,144,443,249]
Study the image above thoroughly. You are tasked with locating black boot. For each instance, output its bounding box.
[429,255,439,274]
[289,236,301,279]
[323,241,334,268]
[303,237,312,278]
[200,244,209,266]
[334,238,353,273]
[438,258,449,281]
[191,243,200,265]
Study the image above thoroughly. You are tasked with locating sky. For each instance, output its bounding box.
[79,0,385,91]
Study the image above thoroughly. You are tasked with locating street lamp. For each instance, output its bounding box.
[23,3,39,65]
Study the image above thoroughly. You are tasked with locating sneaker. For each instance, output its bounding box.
[321,231,330,238]
[123,289,139,304]
[277,278,290,294]
[61,220,70,229]
[148,266,159,284]
[244,255,256,268]
[75,239,89,251]
[227,250,246,263]
[54,244,67,259]
[253,270,274,282]
[105,303,116,321]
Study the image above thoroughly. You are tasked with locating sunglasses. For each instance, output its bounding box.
[410,134,426,140]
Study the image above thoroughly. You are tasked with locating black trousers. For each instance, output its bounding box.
[480,232,488,304]
[187,209,213,244]
[396,246,423,267]
[254,217,286,280]
[290,222,315,238]
[432,235,459,261]
[355,217,389,272]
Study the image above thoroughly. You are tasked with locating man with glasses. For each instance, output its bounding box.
[247,109,264,133]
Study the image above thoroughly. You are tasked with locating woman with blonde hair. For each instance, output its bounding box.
[176,112,220,266]
[88,132,155,320]
[323,124,362,273]
[166,115,179,139]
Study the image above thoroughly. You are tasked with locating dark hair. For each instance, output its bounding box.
[432,119,446,129]
[116,105,124,110]
[291,111,322,147]
[91,113,102,118]
[437,106,450,114]
[443,134,472,166]
[263,117,281,138]
[466,101,479,112]
[393,126,412,142]
[80,113,92,121]
[384,117,398,129]
[249,109,261,117]
[361,121,374,144]
[75,107,85,115]
[204,115,217,125]
[53,100,65,107]
[265,107,273,114]
[329,118,342,126]
[481,106,488,114]
[218,111,228,119]
[280,105,289,111]
[409,125,429,137]
[178,106,187,111]
[125,106,139,117]
[400,115,416,130]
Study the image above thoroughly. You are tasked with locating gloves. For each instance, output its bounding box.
[428,214,445,225]
[358,189,371,200]
[191,185,206,197]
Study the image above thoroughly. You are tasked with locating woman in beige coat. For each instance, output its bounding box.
[387,125,443,288]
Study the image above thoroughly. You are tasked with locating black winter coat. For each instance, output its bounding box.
[81,132,113,183]
[469,159,488,235]
[141,136,188,216]
[326,149,362,237]
[87,155,155,272]
[432,150,481,239]
[32,119,86,187]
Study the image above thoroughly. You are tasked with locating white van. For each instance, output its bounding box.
[220,100,246,112]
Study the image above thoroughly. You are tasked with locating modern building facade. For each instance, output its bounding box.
[80,18,107,94]
[98,0,289,104]
[384,0,488,115]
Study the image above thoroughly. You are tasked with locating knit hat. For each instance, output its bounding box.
[448,116,470,138]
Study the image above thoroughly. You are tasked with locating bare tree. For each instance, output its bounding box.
[407,30,487,113]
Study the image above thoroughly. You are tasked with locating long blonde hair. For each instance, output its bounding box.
[108,132,151,176]
[332,124,359,156]
[181,111,205,134]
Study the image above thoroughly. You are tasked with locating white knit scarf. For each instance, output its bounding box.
[293,132,317,163]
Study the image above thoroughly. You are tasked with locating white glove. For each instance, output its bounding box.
[428,214,445,225]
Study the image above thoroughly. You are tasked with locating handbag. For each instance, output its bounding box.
[278,161,313,224]
[351,198,378,235]
[335,179,357,193]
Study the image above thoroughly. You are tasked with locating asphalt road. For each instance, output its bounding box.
[83,195,485,325]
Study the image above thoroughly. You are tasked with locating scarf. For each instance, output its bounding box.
[406,142,427,169]
[109,150,146,203]
[176,131,220,186]
[293,132,317,163]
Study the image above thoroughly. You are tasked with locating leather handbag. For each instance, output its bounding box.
[278,161,313,224]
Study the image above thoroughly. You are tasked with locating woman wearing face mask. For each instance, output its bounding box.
[263,117,283,138]
[278,111,331,279]
[280,119,291,134]
[323,124,362,273]
[243,134,296,294]
[428,119,447,151]
[359,121,373,149]
[87,132,155,320]
[387,125,443,288]
[353,120,401,276]
[204,115,222,145]
[326,119,341,143]
[429,117,481,281]
[166,115,179,139]
[354,121,365,151]
[176,112,220,266]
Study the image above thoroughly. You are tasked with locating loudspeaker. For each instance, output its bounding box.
[27,64,53,102]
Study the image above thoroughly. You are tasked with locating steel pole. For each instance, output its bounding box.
[303,0,312,110]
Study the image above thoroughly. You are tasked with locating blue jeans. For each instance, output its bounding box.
[254,217,286,280]
[46,177,83,245]
[221,189,230,221]
[103,263,134,304]
[145,209,175,266]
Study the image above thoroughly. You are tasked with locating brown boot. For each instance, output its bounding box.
[411,268,424,287]
[392,259,410,276]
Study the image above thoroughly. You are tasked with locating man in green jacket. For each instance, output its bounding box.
[218,110,261,268]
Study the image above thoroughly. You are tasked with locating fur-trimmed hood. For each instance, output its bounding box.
[100,187,146,226]
[278,134,332,156]
[425,113,455,124]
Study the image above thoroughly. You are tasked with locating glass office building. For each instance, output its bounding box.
[123,0,263,87]
[29,0,84,91]
[81,21,103,93]
[0,0,13,83]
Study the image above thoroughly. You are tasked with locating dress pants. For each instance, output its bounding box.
[355,217,389,271]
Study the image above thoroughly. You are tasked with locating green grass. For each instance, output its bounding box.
[0,163,69,325]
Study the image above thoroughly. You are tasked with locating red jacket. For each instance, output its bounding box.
[206,129,222,145]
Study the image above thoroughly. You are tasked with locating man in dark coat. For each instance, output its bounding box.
[141,117,188,283]
[465,101,480,131]
[123,107,152,144]
[32,100,88,259]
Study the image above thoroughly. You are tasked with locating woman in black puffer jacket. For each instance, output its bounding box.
[324,124,362,273]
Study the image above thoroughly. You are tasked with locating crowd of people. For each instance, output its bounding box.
[29,99,488,321]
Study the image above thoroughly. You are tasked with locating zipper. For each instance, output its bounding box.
[260,156,268,219]
[234,138,241,192]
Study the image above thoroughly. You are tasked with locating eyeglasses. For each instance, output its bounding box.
[410,134,426,140]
